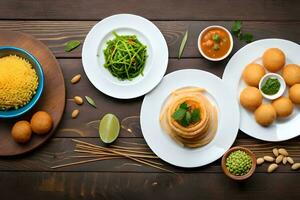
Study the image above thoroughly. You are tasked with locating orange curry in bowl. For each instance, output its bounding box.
[200,27,231,59]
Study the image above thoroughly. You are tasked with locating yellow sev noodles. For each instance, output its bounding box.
[0,55,38,110]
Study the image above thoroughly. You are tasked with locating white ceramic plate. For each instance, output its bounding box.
[140,69,239,168]
[223,39,300,142]
[82,14,168,99]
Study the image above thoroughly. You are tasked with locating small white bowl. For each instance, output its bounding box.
[197,25,233,61]
[259,73,286,100]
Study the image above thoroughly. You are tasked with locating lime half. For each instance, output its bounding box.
[99,113,120,144]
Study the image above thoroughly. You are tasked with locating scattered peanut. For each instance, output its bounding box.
[291,163,300,170]
[272,148,279,157]
[264,156,274,162]
[268,163,278,173]
[282,157,287,165]
[256,158,264,165]
[278,148,288,156]
[72,109,79,119]
[275,155,283,164]
[287,157,294,165]
[71,74,81,84]
[74,96,83,105]
[258,148,298,173]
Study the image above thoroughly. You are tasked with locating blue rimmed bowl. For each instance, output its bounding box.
[0,46,44,118]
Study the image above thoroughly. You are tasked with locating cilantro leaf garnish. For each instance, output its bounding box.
[172,102,201,127]
[191,109,200,123]
[180,102,189,110]
[172,108,186,121]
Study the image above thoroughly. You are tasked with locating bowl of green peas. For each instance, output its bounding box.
[221,146,256,181]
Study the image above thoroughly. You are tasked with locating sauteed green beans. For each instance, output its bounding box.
[103,32,147,80]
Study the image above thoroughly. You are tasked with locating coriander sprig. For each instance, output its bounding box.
[231,21,253,43]
[172,102,201,127]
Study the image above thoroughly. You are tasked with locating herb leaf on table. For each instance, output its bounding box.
[65,40,81,52]
[231,21,254,43]
[178,30,188,59]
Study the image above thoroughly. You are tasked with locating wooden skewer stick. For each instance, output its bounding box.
[72,139,172,173]
[70,154,163,166]
[75,143,154,155]
[51,156,119,169]
[74,149,159,159]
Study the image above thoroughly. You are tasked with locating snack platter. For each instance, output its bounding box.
[0,13,300,181]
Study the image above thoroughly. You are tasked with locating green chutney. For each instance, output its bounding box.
[261,77,281,95]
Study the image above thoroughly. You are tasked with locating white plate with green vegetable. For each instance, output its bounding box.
[223,39,300,142]
[82,14,168,99]
[141,69,239,168]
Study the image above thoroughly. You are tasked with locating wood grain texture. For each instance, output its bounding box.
[0,0,300,197]
[1,172,300,200]
[0,138,299,173]
[0,0,299,20]
[0,31,65,156]
[0,21,299,58]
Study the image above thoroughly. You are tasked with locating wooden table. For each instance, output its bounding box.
[1,1,300,199]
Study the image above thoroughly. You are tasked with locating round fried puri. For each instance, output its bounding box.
[282,64,300,86]
[272,97,293,118]
[254,104,276,126]
[262,48,285,72]
[240,87,263,111]
[242,63,266,87]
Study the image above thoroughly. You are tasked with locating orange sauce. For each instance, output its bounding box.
[200,28,231,59]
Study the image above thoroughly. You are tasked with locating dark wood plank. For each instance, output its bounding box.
[0,0,299,20]
[0,137,299,173]
[0,21,299,58]
[1,172,300,200]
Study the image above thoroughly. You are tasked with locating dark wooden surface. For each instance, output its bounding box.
[0,30,65,156]
[0,0,300,199]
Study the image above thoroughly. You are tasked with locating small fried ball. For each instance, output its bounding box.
[262,48,285,72]
[242,63,266,86]
[254,104,277,126]
[30,111,53,135]
[282,64,300,86]
[240,87,263,111]
[289,84,300,104]
[272,97,294,117]
[11,121,32,144]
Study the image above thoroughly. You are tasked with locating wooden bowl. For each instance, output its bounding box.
[221,146,256,181]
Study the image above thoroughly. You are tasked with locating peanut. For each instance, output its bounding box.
[272,148,279,157]
[275,155,283,164]
[291,163,300,170]
[264,156,274,162]
[278,148,288,156]
[71,74,81,84]
[268,163,278,173]
[72,109,79,119]
[256,158,264,165]
[74,96,83,105]
[287,157,294,165]
[282,157,287,165]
